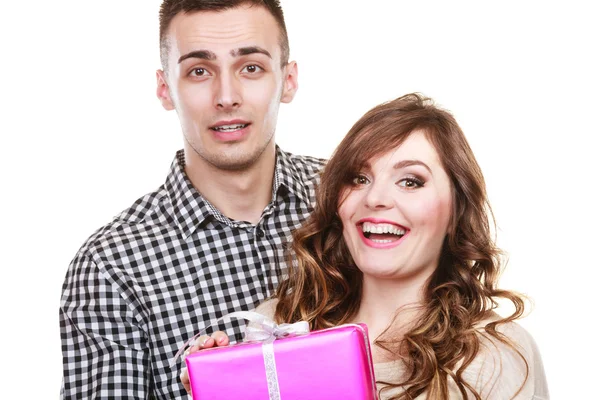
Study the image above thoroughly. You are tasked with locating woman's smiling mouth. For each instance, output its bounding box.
[357,220,408,247]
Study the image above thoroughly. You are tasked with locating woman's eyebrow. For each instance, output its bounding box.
[393,159,432,174]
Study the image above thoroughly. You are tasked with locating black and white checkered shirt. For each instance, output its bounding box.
[60,147,325,399]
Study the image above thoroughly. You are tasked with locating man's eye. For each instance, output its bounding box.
[243,65,262,74]
[191,68,207,76]
[352,175,370,185]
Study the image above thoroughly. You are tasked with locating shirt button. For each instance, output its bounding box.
[256,228,265,238]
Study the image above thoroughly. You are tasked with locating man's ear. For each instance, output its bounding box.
[156,70,175,110]
[280,61,298,104]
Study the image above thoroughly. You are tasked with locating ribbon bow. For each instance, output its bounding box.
[238,311,310,343]
[172,310,309,367]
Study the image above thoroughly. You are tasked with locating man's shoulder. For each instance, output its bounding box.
[279,149,326,181]
[75,185,172,262]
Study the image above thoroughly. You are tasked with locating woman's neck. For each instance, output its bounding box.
[352,271,433,363]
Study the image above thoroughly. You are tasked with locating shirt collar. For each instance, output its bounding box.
[165,148,311,240]
[273,146,311,206]
[164,151,214,239]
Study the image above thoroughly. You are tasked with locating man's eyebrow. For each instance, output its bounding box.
[393,160,433,174]
[178,50,217,64]
[230,46,272,59]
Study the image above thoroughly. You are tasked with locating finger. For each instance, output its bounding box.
[180,367,191,395]
[202,337,215,348]
[187,344,202,354]
[191,335,214,349]
[211,331,230,346]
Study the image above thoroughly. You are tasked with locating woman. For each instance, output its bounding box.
[182,93,549,399]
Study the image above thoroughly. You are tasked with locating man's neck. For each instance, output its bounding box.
[183,146,277,224]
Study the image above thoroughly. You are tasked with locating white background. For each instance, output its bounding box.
[1,0,598,398]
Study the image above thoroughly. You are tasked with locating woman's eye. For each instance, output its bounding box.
[398,177,425,189]
[352,175,370,185]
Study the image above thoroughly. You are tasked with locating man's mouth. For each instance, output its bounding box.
[210,123,250,132]
[361,221,407,244]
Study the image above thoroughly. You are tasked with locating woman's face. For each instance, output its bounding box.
[338,130,453,281]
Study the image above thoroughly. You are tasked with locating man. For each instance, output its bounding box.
[59,1,325,398]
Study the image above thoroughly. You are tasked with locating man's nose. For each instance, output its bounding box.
[214,72,242,110]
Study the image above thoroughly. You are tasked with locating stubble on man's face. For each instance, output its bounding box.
[183,107,277,172]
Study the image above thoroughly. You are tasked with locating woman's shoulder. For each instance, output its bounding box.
[466,314,549,399]
[253,298,279,320]
[475,314,540,364]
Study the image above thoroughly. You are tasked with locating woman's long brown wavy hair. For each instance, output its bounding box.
[273,93,527,399]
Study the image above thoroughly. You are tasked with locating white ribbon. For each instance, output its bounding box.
[173,311,309,365]
[173,311,309,400]
[227,311,310,400]
[235,311,310,342]
[174,315,377,400]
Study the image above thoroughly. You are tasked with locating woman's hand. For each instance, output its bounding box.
[180,331,230,395]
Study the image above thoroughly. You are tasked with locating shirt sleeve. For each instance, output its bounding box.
[60,252,151,399]
[460,321,549,400]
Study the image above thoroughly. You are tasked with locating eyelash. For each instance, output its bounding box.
[351,174,370,185]
[350,174,425,189]
[242,64,263,73]
[188,64,263,78]
[398,176,425,189]
[189,67,209,77]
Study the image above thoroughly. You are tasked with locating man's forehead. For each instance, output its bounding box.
[167,6,281,57]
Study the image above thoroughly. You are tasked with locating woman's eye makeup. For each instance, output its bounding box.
[351,174,370,185]
[348,170,426,189]
[397,175,425,188]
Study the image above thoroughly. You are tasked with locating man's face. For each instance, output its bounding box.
[157,5,297,171]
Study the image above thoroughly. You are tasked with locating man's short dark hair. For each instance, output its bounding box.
[159,0,289,70]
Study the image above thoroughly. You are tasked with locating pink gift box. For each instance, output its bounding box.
[185,323,377,400]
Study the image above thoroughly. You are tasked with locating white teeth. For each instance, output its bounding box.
[371,239,394,244]
[361,221,406,236]
[212,124,247,132]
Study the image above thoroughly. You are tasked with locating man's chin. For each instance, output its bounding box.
[203,146,271,172]
[211,157,257,171]
[185,132,276,172]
